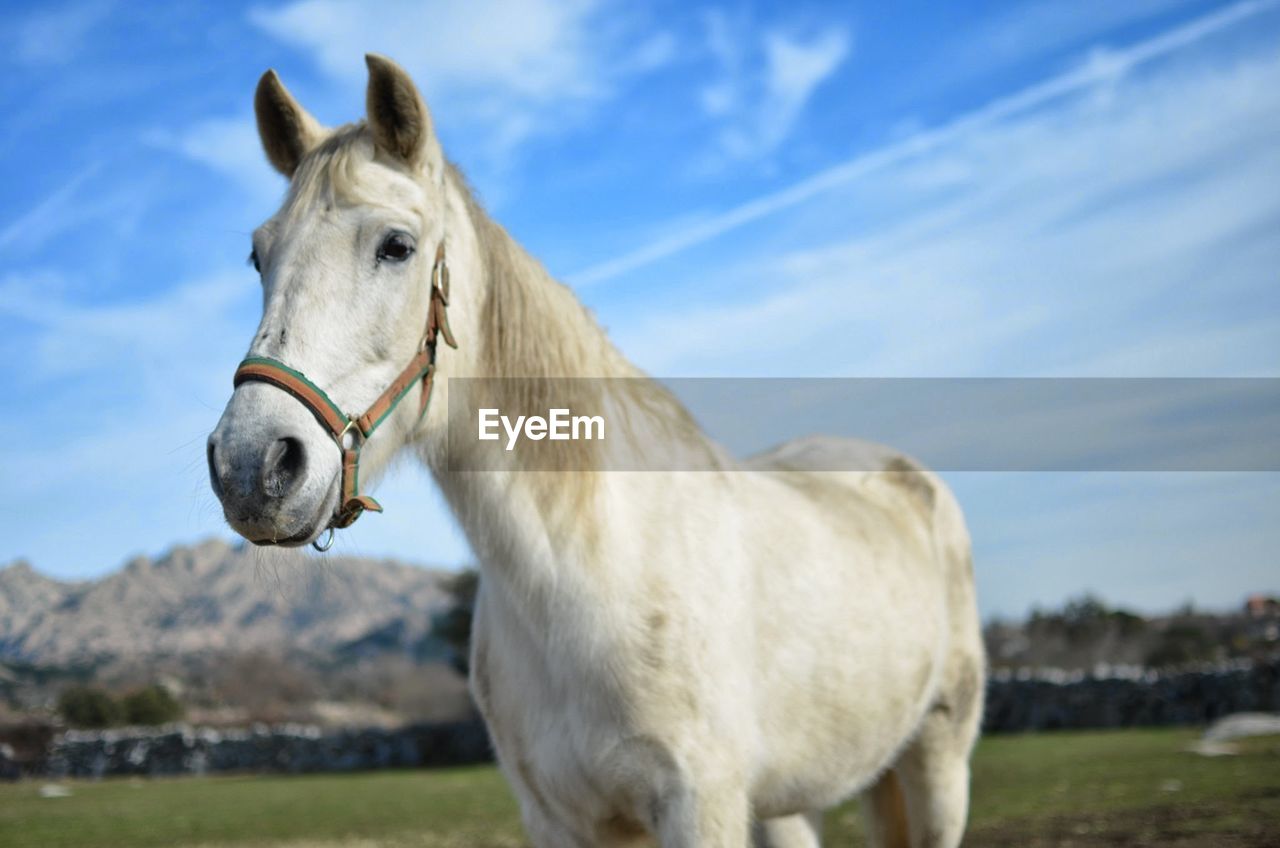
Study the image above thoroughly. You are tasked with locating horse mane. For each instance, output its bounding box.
[448,163,633,383]
[447,161,725,474]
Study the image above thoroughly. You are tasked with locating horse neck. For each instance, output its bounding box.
[426,170,718,598]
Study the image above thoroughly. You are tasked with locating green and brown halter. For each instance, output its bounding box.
[232,243,456,550]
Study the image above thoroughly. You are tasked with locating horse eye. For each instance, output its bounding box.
[248,249,261,274]
[377,233,415,264]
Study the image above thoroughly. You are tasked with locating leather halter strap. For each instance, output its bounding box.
[232,243,457,533]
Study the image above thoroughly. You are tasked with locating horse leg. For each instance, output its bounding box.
[863,650,982,848]
[654,780,751,848]
[753,810,823,847]
[891,664,983,848]
[893,717,971,848]
[497,759,594,848]
[862,769,911,848]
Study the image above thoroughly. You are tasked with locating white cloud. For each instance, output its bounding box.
[623,31,678,75]
[251,0,596,98]
[697,10,742,118]
[697,13,850,164]
[147,117,284,211]
[248,0,671,164]
[7,0,114,67]
[755,29,849,146]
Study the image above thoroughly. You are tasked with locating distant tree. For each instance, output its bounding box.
[435,569,479,674]
[1146,622,1216,668]
[121,684,184,726]
[1062,594,1109,625]
[57,686,121,728]
[349,656,474,722]
[1110,609,1147,638]
[210,651,318,723]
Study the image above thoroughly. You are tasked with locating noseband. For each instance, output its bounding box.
[232,243,457,550]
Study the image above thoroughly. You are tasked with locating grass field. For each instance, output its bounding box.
[1,728,1277,847]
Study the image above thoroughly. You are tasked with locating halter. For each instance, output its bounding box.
[232,242,457,550]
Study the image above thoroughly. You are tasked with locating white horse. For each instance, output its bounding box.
[208,55,984,848]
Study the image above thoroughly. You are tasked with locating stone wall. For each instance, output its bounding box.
[41,720,491,779]
[984,659,1280,732]
[7,661,1280,779]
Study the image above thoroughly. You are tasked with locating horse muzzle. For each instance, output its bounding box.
[207,384,339,547]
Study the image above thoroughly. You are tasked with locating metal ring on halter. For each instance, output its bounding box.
[312,527,335,552]
[338,419,362,450]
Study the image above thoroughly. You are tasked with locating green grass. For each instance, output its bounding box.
[1,728,1276,847]
[0,767,524,848]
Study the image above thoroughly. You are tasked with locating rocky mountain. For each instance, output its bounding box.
[0,539,455,666]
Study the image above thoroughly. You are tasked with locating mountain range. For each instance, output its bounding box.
[0,538,455,666]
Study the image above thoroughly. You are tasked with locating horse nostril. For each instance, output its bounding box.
[262,436,306,499]
[207,437,224,500]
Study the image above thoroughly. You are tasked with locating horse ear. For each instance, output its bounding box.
[254,69,324,178]
[364,54,442,177]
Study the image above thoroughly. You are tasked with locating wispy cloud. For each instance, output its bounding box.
[146,116,283,210]
[611,40,1280,377]
[571,0,1277,287]
[931,0,1199,87]
[0,159,157,267]
[5,0,114,67]
[698,12,850,165]
[0,270,250,382]
[0,163,101,253]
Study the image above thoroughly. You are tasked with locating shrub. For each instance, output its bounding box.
[121,684,184,726]
[57,686,122,728]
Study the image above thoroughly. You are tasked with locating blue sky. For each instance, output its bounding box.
[1,0,1277,617]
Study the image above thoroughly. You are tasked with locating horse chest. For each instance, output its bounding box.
[471,589,668,822]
